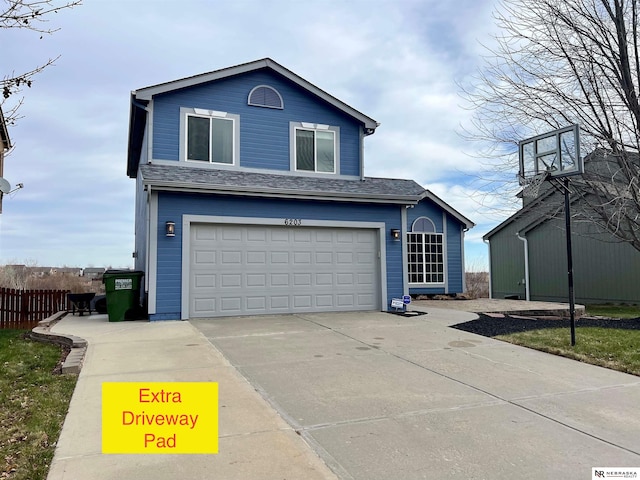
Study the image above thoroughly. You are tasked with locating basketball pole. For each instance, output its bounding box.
[563,177,577,346]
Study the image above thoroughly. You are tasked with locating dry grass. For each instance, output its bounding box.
[496,327,640,376]
[0,330,77,480]
[465,271,489,299]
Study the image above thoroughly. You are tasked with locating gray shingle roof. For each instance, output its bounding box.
[140,164,425,204]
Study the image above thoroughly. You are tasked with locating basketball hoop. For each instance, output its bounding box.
[519,171,548,198]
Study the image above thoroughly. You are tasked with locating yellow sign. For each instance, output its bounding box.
[102,382,218,454]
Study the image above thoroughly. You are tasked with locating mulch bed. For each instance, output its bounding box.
[452,314,640,337]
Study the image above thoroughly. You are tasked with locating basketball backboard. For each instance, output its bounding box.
[519,124,582,182]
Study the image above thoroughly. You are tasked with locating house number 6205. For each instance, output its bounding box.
[284,218,302,226]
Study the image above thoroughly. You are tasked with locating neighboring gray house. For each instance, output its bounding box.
[83,267,106,280]
[484,153,640,304]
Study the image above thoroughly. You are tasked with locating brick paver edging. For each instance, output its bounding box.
[29,311,87,374]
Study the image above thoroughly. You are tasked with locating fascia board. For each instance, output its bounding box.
[419,190,475,229]
[132,58,378,132]
[482,188,557,240]
[142,180,420,205]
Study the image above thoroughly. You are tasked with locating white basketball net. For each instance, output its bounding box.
[519,172,548,198]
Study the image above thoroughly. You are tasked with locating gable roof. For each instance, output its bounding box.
[128,58,379,177]
[483,187,564,240]
[134,58,378,131]
[140,164,425,204]
[419,190,475,230]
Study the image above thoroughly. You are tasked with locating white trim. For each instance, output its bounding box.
[179,107,240,166]
[247,85,284,109]
[516,232,530,301]
[419,190,474,230]
[461,225,467,293]
[290,122,340,174]
[180,215,387,319]
[484,239,493,299]
[443,211,449,294]
[411,216,437,233]
[133,58,379,131]
[193,108,227,117]
[407,231,446,287]
[402,207,409,296]
[146,101,154,163]
[148,191,158,314]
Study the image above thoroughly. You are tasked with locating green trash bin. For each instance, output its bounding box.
[103,270,144,322]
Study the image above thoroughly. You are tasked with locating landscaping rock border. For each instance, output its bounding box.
[452,313,640,337]
[29,312,87,374]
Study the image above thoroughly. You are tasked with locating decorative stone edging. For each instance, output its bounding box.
[29,311,88,374]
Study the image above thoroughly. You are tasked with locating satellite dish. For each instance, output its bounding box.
[0,177,10,195]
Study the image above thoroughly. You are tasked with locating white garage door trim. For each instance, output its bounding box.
[181,215,388,319]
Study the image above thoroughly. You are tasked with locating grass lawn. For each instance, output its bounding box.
[585,303,640,319]
[496,306,640,376]
[0,330,77,480]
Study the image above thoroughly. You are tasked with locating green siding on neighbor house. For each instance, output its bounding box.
[527,219,568,301]
[488,222,526,300]
[528,218,640,304]
[487,193,640,304]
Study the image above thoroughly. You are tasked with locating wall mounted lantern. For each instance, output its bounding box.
[390,228,400,240]
[165,221,176,237]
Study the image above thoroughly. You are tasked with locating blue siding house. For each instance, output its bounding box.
[127,59,474,320]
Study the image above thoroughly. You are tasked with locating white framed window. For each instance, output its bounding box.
[181,108,239,165]
[290,122,340,174]
[408,217,444,285]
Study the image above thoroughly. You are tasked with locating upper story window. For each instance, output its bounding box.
[290,122,340,174]
[181,108,239,165]
[248,85,284,109]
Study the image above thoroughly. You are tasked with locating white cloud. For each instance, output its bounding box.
[0,0,510,269]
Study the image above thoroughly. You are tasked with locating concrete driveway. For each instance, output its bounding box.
[191,308,640,479]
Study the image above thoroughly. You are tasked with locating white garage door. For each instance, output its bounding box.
[189,223,380,318]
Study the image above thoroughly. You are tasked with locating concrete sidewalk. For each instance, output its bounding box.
[47,314,337,480]
[193,308,640,480]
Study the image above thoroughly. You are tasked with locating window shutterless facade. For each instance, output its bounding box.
[290,122,340,174]
[180,108,240,165]
[408,232,445,285]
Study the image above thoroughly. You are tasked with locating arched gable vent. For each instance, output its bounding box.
[248,85,284,109]
[411,216,436,232]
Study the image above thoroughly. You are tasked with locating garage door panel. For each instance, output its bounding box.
[246,297,266,310]
[247,274,267,287]
[336,252,353,264]
[194,274,215,288]
[221,274,241,287]
[271,252,289,263]
[220,297,242,312]
[190,224,380,318]
[294,295,312,308]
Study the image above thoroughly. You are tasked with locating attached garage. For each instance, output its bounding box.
[186,221,382,318]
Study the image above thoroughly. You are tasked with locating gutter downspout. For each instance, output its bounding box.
[359,126,365,181]
[516,232,530,301]
[483,238,492,299]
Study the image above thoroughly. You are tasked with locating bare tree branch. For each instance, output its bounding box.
[462,0,640,251]
[0,0,81,124]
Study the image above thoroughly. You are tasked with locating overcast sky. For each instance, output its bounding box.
[0,0,511,270]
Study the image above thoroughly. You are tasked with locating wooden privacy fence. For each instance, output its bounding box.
[0,287,69,329]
